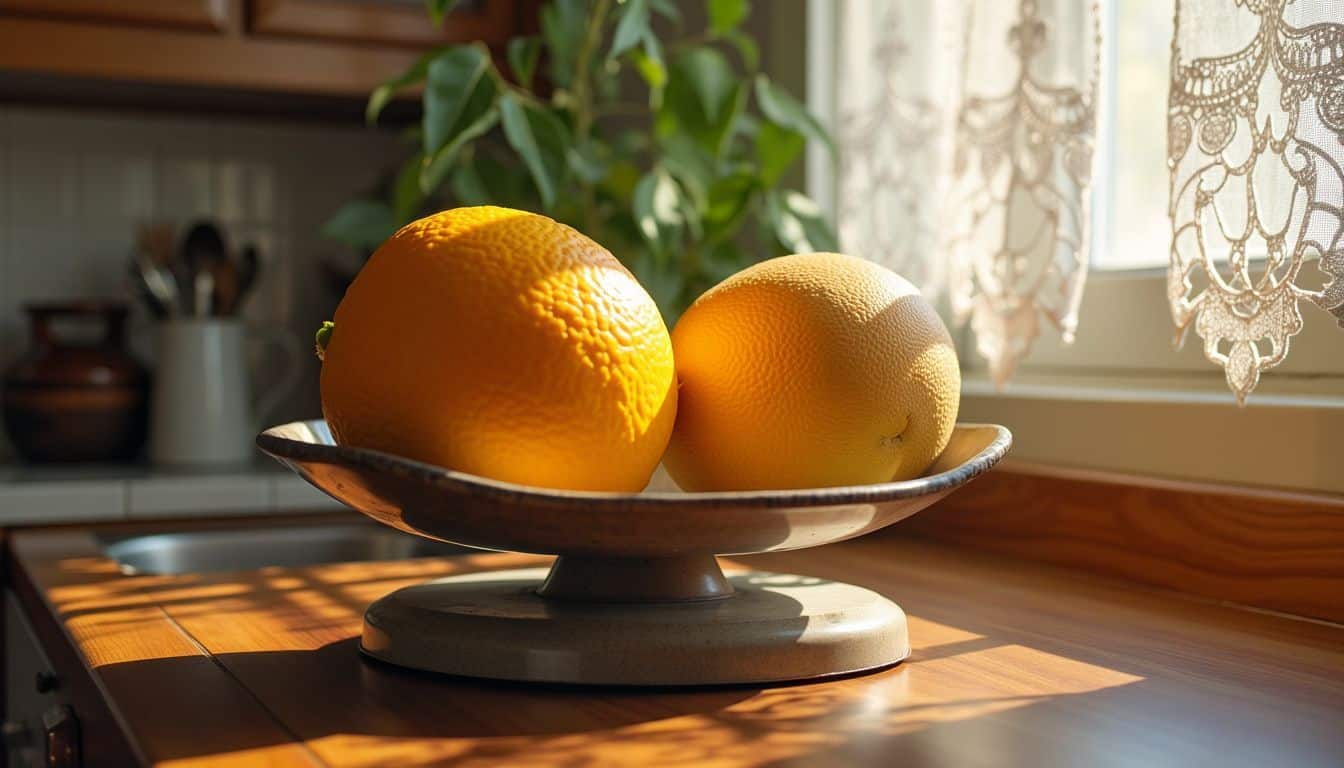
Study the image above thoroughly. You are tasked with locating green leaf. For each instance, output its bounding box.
[659,133,713,211]
[765,190,838,253]
[541,0,586,88]
[321,200,397,253]
[450,149,535,208]
[449,153,490,205]
[723,29,759,70]
[367,48,440,125]
[678,47,735,123]
[567,140,607,184]
[423,46,491,155]
[609,0,650,61]
[754,74,835,156]
[507,37,542,88]
[649,0,680,21]
[420,106,499,194]
[499,94,570,210]
[660,47,745,159]
[601,160,642,204]
[393,153,426,225]
[614,130,649,155]
[708,0,749,34]
[756,120,805,187]
[424,0,458,27]
[678,181,703,242]
[633,169,684,254]
[704,172,757,243]
[631,37,667,108]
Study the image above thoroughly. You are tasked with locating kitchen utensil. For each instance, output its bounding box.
[152,319,300,466]
[258,420,1011,686]
[234,244,259,311]
[137,223,176,270]
[129,257,169,319]
[211,255,240,316]
[177,222,227,317]
[132,226,181,317]
[2,302,149,462]
[193,269,214,318]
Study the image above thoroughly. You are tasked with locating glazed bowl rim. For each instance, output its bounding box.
[258,420,1012,510]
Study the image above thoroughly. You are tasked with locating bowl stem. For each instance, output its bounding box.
[537,554,733,603]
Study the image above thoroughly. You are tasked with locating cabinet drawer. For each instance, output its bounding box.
[248,0,515,48]
[1,0,230,32]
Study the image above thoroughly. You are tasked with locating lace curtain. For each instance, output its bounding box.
[834,0,1344,400]
[1169,0,1344,403]
[835,0,1100,387]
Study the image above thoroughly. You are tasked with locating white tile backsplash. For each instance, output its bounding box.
[8,147,79,226]
[155,156,214,221]
[0,106,403,461]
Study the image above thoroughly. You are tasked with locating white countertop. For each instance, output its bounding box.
[0,460,344,525]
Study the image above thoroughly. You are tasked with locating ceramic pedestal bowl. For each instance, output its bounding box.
[258,420,1011,686]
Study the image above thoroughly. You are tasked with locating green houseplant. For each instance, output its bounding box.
[322,0,836,318]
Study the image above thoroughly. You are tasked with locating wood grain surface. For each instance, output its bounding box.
[10,523,1344,767]
[1,0,230,31]
[249,0,516,49]
[902,463,1344,624]
[0,15,422,97]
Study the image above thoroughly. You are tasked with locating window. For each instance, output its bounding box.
[805,0,1344,494]
[1094,0,1171,271]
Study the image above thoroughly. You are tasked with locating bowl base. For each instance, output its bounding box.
[361,567,909,686]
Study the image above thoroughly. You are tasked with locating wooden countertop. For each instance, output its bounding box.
[9,525,1344,767]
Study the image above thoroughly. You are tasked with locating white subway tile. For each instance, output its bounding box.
[5,226,83,302]
[214,158,246,223]
[155,157,212,223]
[7,147,78,227]
[82,151,154,223]
[0,107,401,443]
[247,161,279,223]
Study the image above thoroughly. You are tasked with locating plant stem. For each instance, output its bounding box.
[571,0,613,235]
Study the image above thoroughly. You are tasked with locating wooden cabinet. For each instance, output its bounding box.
[0,0,528,102]
[1,0,229,31]
[250,0,515,49]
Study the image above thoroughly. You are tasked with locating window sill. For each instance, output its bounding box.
[961,370,1344,409]
[957,371,1344,495]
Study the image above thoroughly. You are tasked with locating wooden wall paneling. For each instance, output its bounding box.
[903,462,1344,624]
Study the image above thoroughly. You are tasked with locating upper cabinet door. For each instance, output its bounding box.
[2,0,231,32]
[248,0,517,48]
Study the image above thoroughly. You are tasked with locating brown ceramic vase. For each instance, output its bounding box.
[2,301,150,462]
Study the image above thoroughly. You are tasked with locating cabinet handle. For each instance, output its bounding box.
[42,705,80,768]
[35,671,60,694]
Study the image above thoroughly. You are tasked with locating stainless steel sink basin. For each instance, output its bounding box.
[101,524,476,575]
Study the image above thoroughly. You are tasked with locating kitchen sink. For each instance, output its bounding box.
[101,524,477,575]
